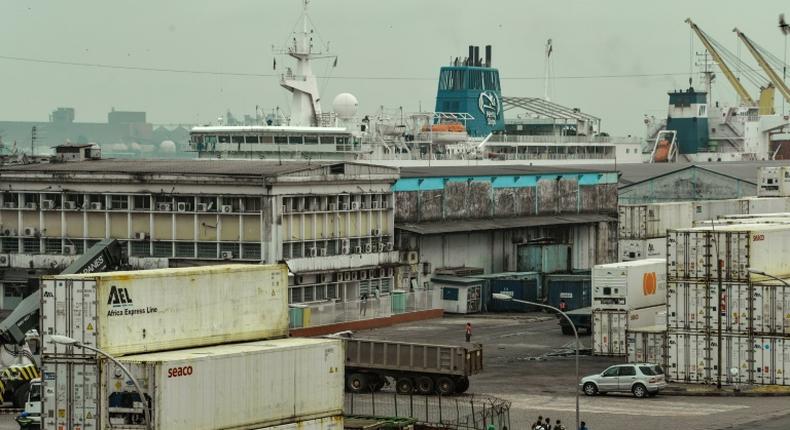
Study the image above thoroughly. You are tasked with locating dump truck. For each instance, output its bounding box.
[341,336,483,395]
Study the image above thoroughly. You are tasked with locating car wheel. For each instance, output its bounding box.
[582,382,598,396]
[632,383,648,398]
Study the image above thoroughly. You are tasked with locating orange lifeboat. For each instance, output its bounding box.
[421,122,466,133]
[653,139,670,162]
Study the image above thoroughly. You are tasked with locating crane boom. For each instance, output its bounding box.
[685,18,755,105]
[733,28,790,105]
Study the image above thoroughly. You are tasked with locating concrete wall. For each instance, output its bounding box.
[619,168,756,204]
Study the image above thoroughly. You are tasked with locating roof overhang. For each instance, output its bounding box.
[396,214,615,235]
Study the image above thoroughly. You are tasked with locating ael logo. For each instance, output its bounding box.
[108,285,133,307]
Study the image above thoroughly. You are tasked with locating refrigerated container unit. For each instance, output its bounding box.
[592,259,666,311]
[41,264,289,358]
[516,243,570,274]
[666,224,790,283]
[42,338,344,430]
[433,276,483,314]
[667,281,752,334]
[626,325,666,366]
[619,202,693,240]
[545,274,591,311]
[690,199,746,222]
[739,196,790,214]
[592,305,665,356]
[618,237,667,262]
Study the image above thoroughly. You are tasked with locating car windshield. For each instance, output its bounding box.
[640,365,663,376]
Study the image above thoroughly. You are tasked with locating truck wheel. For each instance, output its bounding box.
[455,377,470,394]
[435,376,456,396]
[346,373,368,393]
[395,378,414,395]
[416,376,434,394]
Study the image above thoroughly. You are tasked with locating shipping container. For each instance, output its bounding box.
[626,325,666,365]
[667,225,790,282]
[719,212,790,220]
[694,217,790,228]
[752,336,790,385]
[434,276,483,314]
[41,264,289,358]
[619,202,693,240]
[99,338,344,430]
[691,199,745,222]
[740,196,790,214]
[545,274,591,310]
[757,167,790,197]
[41,358,99,430]
[488,278,540,312]
[593,305,665,356]
[255,416,344,430]
[752,280,790,335]
[667,281,752,333]
[618,237,666,262]
[667,332,755,385]
[517,244,570,274]
[592,259,666,311]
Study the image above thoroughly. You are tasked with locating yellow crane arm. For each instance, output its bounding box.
[685,18,755,105]
[734,28,790,104]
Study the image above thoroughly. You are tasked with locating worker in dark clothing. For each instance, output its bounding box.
[465,322,472,342]
[559,298,568,312]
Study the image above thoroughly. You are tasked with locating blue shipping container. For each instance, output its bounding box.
[488,278,541,312]
[546,274,591,311]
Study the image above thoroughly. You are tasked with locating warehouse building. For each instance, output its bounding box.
[0,159,399,308]
[392,165,620,290]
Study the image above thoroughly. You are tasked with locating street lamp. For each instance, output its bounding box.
[492,293,580,430]
[48,335,151,430]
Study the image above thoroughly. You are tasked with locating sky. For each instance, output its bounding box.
[0,0,788,136]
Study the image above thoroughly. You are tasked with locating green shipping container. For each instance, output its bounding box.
[391,290,407,314]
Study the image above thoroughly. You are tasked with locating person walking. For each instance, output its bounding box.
[465,322,472,342]
[544,417,552,430]
[360,293,368,316]
[554,419,566,430]
[532,416,544,430]
[578,421,589,430]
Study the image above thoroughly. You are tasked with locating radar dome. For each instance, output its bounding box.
[332,93,359,120]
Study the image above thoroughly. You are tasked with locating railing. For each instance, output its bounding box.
[296,289,441,328]
[487,134,641,145]
[345,391,511,430]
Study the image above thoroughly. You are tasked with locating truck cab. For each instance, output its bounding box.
[15,378,40,429]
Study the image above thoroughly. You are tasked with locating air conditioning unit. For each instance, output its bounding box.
[63,201,77,210]
[2,228,15,236]
[341,246,350,254]
[343,272,352,281]
[2,202,16,209]
[318,248,327,256]
[351,202,360,210]
[41,200,55,210]
[176,202,189,212]
[407,251,419,264]
[341,203,349,211]
[320,274,330,283]
[381,200,388,209]
[371,229,380,236]
[0,254,9,267]
[63,244,76,255]
[23,226,37,237]
[308,247,317,257]
[360,270,368,280]
[220,251,234,259]
[24,202,37,210]
[89,202,103,210]
[135,232,147,240]
[297,276,306,285]
[220,205,233,213]
[157,202,172,211]
[364,243,373,253]
[353,246,362,254]
[385,242,394,252]
[195,203,208,212]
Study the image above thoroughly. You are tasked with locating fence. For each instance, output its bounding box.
[345,391,511,430]
[298,289,441,327]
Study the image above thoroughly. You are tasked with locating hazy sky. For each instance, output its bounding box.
[1,0,788,135]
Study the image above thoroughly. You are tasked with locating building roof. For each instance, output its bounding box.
[396,213,615,235]
[398,165,615,178]
[0,159,396,178]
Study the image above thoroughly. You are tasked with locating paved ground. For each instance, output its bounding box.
[354,313,790,430]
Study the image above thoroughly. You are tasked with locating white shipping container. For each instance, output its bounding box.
[592,259,666,311]
[41,358,100,430]
[752,280,790,335]
[626,325,666,365]
[101,338,344,430]
[691,199,745,222]
[667,281,752,333]
[666,331,709,383]
[41,264,289,357]
[667,225,790,282]
[592,310,627,355]
[752,336,790,385]
[694,217,790,228]
[706,334,752,385]
[618,238,666,262]
[741,196,790,214]
[628,305,667,330]
[254,416,344,430]
[619,202,693,240]
[719,212,790,220]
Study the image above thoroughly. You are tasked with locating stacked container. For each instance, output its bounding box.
[591,259,667,356]
[40,264,345,430]
[665,224,790,385]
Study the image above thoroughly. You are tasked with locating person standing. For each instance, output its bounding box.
[559,298,568,313]
[579,421,589,430]
[465,322,472,342]
[544,417,552,430]
[554,419,566,430]
[360,293,368,316]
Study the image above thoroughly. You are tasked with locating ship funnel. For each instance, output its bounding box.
[474,46,480,66]
[468,45,474,66]
[485,45,492,67]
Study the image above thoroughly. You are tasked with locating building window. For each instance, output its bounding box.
[220,243,238,259]
[133,195,150,210]
[131,241,150,257]
[290,287,302,303]
[109,195,129,210]
[231,135,244,144]
[197,243,217,259]
[302,286,314,302]
[245,135,259,144]
[274,136,288,144]
[327,284,338,300]
[152,241,172,258]
[45,239,62,254]
[1,238,18,253]
[218,135,231,143]
[303,135,319,144]
[242,197,261,212]
[175,242,195,258]
[319,136,335,145]
[22,239,39,253]
[242,243,261,260]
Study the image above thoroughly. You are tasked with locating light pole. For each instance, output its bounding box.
[492,293,580,430]
[48,335,151,430]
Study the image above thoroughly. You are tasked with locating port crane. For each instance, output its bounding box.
[733,28,790,106]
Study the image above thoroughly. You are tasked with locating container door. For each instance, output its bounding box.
[666,332,685,382]
[612,313,627,355]
[752,336,773,385]
[776,337,790,386]
[592,311,606,354]
[752,285,768,334]
[42,359,99,430]
[41,279,98,358]
[626,332,638,362]
[781,286,790,335]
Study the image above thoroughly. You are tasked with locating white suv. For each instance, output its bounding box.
[580,363,666,398]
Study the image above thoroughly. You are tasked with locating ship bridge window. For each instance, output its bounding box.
[336,137,349,145]
[288,135,303,144]
[698,105,707,117]
[304,135,319,144]
[218,135,231,143]
[261,135,273,144]
[203,135,218,145]
[245,135,259,144]
[232,135,244,144]
[320,136,335,144]
[274,136,288,144]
